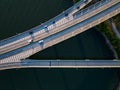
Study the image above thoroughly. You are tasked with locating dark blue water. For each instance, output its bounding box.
[0,0,119,90]
[0,68,119,90]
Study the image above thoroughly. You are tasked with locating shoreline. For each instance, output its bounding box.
[73,0,118,59]
[96,28,118,59]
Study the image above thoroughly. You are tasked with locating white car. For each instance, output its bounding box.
[28,39,32,43]
[39,40,44,44]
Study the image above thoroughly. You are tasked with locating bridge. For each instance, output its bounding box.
[0,60,120,70]
[0,0,120,68]
[0,0,92,55]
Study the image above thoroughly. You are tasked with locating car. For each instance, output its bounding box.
[38,40,44,48]
[44,25,49,32]
[39,40,44,44]
[27,39,32,43]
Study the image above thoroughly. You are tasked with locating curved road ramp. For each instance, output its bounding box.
[0,60,120,70]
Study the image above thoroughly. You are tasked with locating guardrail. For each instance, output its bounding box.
[0,0,92,55]
[32,0,117,42]
[0,0,116,52]
[0,60,120,70]
[74,0,112,18]
[0,0,91,45]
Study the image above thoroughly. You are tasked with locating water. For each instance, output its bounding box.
[0,0,119,90]
[0,68,119,90]
[30,28,116,60]
[0,0,73,40]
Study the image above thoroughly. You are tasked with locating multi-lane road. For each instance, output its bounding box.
[0,60,120,70]
[0,0,120,65]
[0,0,92,55]
[0,0,120,64]
[1,0,117,55]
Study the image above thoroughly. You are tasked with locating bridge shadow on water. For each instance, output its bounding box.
[0,68,119,90]
[30,28,116,60]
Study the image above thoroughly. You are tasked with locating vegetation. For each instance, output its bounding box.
[97,21,120,59]
[74,0,120,58]
[113,14,120,33]
[73,0,80,3]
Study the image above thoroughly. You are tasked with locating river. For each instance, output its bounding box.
[0,0,119,90]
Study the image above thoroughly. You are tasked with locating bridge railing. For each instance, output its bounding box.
[0,0,93,55]
[0,42,41,63]
[74,0,112,18]
[20,60,120,67]
[0,60,120,70]
[0,33,31,46]
[0,0,90,46]
[0,0,116,47]
[0,0,111,48]
[0,0,114,47]
[32,0,113,39]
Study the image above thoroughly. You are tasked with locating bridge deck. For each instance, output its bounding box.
[0,1,120,63]
[0,60,120,70]
[0,0,118,55]
[1,0,117,55]
[0,0,92,55]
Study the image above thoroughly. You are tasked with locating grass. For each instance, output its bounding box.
[113,14,120,33]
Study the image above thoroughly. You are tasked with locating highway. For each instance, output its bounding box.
[0,0,120,65]
[0,60,120,70]
[33,0,119,42]
[0,0,117,55]
[0,0,92,55]
[0,1,120,64]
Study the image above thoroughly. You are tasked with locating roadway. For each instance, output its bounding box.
[0,1,120,64]
[0,0,118,55]
[32,0,118,42]
[0,0,92,55]
[0,0,117,55]
[0,60,120,70]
